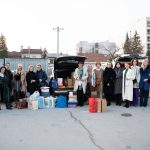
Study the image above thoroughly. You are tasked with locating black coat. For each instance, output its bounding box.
[114,67,123,94]
[26,71,37,94]
[0,75,10,103]
[35,70,48,88]
[5,69,13,90]
[103,67,116,95]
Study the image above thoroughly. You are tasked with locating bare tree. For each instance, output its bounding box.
[100,43,120,61]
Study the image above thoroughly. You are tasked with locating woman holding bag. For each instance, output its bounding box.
[74,61,88,106]
[26,65,37,95]
[131,59,140,106]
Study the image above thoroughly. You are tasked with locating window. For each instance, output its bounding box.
[95,43,99,48]
[95,50,98,54]
[147,36,150,42]
[147,29,150,35]
[147,21,150,27]
[79,47,82,53]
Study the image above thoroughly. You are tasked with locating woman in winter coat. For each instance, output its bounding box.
[92,62,103,98]
[114,62,123,106]
[122,62,135,108]
[26,65,37,95]
[139,58,150,107]
[20,72,27,98]
[86,64,93,99]
[11,73,22,107]
[0,66,12,109]
[74,61,88,106]
[103,62,116,106]
[14,63,26,76]
[131,59,141,106]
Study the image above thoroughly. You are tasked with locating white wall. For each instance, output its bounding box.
[21,54,42,58]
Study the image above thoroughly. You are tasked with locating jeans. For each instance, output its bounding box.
[140,89,149,107]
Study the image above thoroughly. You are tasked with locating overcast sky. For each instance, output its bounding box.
[0,0,150,54]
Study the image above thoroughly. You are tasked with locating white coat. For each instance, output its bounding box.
[74,67,88,94]
[131,66,141,88]
[122,68,135,101]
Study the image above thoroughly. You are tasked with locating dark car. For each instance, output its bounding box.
[114,54,147,67]
[54,56,87,95]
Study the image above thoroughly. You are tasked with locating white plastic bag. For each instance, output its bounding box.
[29,91,40,100]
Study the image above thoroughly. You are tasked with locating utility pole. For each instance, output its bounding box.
[53,26,63,57]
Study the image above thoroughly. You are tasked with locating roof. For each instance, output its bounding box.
[21,49,42,54]
[47,53,69,58]
[8,51,21,58]
[77,53,110,62]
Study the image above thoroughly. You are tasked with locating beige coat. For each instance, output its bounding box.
[122,69,135,101]
[74,67,88,94]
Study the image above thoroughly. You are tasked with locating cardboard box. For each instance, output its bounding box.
[67,79,73,86]
[97,99,107,112]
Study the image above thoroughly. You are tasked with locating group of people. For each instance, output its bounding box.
[0,58,150,110]
[0,63,48,110]
[74,58,150,108]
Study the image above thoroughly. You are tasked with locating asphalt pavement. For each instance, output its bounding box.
[0,104,150,150]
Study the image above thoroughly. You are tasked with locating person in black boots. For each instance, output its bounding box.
[0,66,12,109]
[11,73,22,108]
[5,63,13,107]
[114,62,123,106]
[122,62,134,108]
[74,61,88,106]
[139,59,150,107]
[103,62,116,106]
[26,65,37,95]
[35,64,48,94]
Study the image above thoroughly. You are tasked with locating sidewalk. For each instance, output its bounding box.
[0,104,150,150]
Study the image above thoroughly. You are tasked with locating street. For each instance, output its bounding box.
[0,104,150,150]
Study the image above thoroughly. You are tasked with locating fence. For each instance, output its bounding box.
[3,58,48,72]
[0,59,4,67]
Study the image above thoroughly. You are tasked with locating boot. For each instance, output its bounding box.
[125,100,130,108]
[6,103,12,110]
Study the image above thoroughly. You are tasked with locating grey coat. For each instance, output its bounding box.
[114,67,123,94]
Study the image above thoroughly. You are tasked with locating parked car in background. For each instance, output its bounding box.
[113,54,148,67]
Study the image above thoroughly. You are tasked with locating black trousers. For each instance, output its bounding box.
[115,94,122,105]
[77,87,85,106]
[13,90,21,102]
[86,83,91,99]
[140,89,149,107]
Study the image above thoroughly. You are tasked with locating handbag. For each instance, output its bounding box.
[18,98,28,109]
[133,78,137,84]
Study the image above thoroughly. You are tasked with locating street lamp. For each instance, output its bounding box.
[53,26,63,57]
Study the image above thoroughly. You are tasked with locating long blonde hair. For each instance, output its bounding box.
[28,65,34,72]
[141,58,149,69]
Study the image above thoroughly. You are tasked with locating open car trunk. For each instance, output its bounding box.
[54,56,87,95]
[54,56,87,78]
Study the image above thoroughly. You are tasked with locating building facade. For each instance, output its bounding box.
[21,48,42,58]
[76,40,117,55]
[130,17,150,54]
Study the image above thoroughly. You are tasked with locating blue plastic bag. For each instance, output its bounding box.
[36,96,45,109]
[57,96,67,108]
